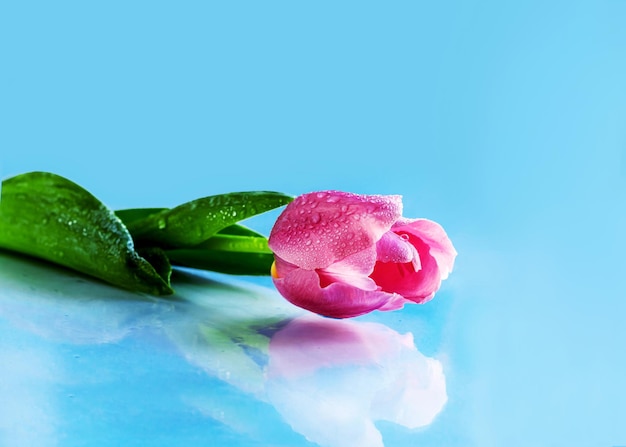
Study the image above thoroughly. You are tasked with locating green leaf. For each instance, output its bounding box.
[0,172,173,295]
[125,192,293,249]
[115,208,167,225]
[166,233,274,275]
[116,208,265,239]
[194,234,271,253]
[166,248,274,276]
[217,224,265,238]
[136,247,173,285]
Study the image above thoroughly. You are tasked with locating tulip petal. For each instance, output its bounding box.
[269,191,402,271]
[273,269,397,319]
[392,218,457,280]
[318,247,378,290]
[376,294,412,311]
[375,231,420,270]
[369,235,442,303]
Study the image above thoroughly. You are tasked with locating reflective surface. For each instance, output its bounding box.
[0,252,451,446]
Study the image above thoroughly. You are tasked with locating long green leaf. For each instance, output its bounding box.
[0,172,173,295]
[166,249,274,276]
[216,224,265,238]
[194,234,271,253]
[125,192,292,249]
[115,208,167,225]
[167,233,274,276]
[116,208,265,239]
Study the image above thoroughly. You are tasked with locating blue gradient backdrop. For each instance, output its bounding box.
[2,2,626,446]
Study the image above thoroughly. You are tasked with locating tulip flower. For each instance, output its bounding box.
[268,191,456,318]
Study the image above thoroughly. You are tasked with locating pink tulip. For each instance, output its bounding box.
[268,191,457,318]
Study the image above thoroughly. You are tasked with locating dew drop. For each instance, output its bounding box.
[157,218,167,230]
[311,213,321,224]
[305,240,312,246]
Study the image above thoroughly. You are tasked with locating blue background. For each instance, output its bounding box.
[2,1,626,446]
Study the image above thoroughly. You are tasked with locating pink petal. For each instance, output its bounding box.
[376,231,420,271]
[272,255,299,277]
[392,218,457,280]
[377,294,412,311]
[318,247,378,290]
[273,268,398,319]
[269,191,402,270]
[369,235,442,303]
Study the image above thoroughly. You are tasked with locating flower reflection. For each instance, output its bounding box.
[265,315,447,447]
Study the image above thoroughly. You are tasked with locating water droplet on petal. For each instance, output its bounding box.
[311,213,321,224]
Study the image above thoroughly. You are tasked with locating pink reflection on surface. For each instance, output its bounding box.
[266,315,447,447]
